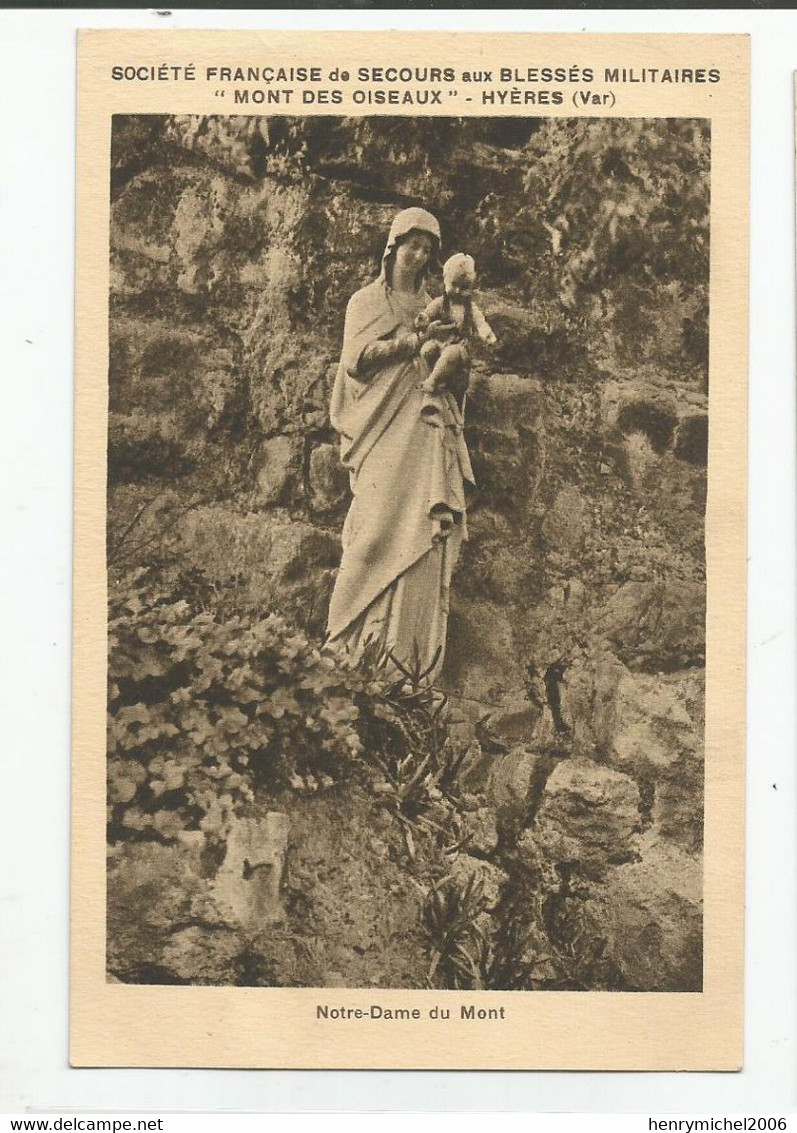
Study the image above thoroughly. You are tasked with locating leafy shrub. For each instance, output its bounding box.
[498,118,709,373]
[486,849,624,991]
[107,581,372,846]
[423,873,490,989]
[107,580,468,852]
[353,642,473,830]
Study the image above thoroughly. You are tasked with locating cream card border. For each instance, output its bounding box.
[72,29,748,1070]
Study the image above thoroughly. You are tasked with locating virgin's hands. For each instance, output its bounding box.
[423,318,457,343]
[394,328,422,357]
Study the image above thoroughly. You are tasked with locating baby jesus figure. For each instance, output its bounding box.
[416,252,497,411]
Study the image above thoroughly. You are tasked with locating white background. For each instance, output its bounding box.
[1,6,794,1116]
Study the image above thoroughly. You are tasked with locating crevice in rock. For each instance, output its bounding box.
[636,770,656,830]
[168,918,239,935]
[616,401,678,455]
[301,434,315,514]
[543,659,571,736]
[525,749,569,828]
[314,165,424,208]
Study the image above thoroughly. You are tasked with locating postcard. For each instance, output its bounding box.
[72,29,748,1069]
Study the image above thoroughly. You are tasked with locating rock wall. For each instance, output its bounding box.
[108,115,708,990]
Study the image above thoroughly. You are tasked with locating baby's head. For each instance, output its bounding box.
[442,253,476,299]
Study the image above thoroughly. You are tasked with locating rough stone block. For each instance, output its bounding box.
[486,747,538,813]
[441,596,527,706]
[600,379,679,449]
[584,833,702,991]
[651,765,704,854]
[486,746,565,843]
[470,371,543,425]
[541,485,588,555]
[528,759,641,879]
[254,436,303,506]
[106,840,208,982]
[477,686,543,750]
[159,925,244,985]
[609,670,700,772]
[593,580,705,671]
[309,443,350,512]
[177,507,340,634]
[211,811,289,929]
[558,649,624,756]
[458,806,500,857]
[446,854,507,929]
[111,168,186,269]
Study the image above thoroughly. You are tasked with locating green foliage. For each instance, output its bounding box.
[108,579,369,846]
[476,117,710,373]
[356,641,471,831]
[486,850,623,991]
[422,873,490,989]
[166,116,270,180]
[107,581,467,853]
[107,487,186,572]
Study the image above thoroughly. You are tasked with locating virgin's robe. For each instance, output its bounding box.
[326,277,475,680]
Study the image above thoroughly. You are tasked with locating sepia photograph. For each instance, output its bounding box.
[105,111,710,995]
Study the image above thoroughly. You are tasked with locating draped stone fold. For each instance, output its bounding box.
[327,274,474,679]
